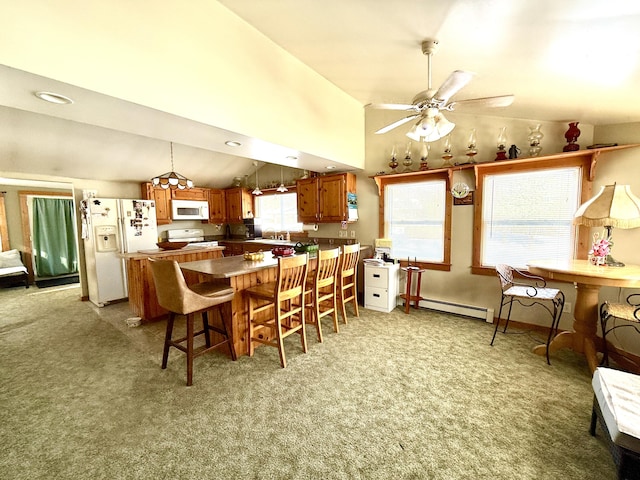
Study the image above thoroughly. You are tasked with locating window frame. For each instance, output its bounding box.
[253,187,302,233]
[471,156,593,276]
[375,170,452,271]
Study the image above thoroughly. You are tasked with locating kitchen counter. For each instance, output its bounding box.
[180,251,280,278]
[121,245,225,260]
[122,246,225,321]
[179,245,372,358]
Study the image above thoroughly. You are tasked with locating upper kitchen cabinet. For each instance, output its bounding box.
[225,188,253,224]
[141,182,172,225]
[296,172,357,223]
[296,177,320,223]
[208,189,226,224]
[171,187,208,201]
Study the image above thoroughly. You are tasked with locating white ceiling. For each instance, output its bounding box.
[2,0,640,186]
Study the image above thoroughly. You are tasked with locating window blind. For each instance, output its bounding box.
[481,167,581,269]
[385,180,446,262]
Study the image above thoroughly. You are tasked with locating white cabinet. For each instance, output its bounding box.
[364,263,399,313]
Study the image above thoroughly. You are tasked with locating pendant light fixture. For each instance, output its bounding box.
[277,166,288,192]
[252,161,263,195]
[151,142,193,190]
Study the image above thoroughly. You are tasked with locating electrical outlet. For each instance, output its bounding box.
[350,230,356,238]
[564,302,572,314]
[338,231,345,238]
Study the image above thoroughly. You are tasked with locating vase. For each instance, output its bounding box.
[563,122,581,152]
[527,124,544,157]
[589,254,606,266]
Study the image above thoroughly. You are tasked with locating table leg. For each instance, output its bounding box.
[404,270,413,314]
[414,271,423,309]
[532,283,601,372]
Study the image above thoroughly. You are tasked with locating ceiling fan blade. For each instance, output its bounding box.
[367,103,418,111]
[446,94,515,110]
[433,70,475,103]
[375,114,420,134]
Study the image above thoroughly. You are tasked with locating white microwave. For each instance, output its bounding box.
[171,200,209,220]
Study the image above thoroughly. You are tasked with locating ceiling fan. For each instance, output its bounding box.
[370,39,514,141]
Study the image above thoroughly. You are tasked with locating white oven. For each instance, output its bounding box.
[171,200,209,221]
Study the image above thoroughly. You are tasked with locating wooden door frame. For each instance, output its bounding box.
[19,190,73,283]
[0,192,9,251]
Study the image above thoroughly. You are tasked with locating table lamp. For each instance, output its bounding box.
[573,183,640,267]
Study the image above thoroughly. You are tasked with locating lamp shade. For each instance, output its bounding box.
[573,184,640,228]
[406,109,455,143]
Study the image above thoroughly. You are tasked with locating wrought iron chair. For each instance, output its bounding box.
[599,293,640,368]
[490,264,565,364]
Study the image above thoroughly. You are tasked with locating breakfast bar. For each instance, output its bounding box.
[180,252,314,358]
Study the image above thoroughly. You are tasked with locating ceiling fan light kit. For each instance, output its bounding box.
[371,39,514,143]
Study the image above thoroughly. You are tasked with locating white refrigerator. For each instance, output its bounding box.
[83,198,158,307]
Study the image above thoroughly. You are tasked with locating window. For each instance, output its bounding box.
[254,192,302,232]
[476,165,583,271]
[383,177,449,265]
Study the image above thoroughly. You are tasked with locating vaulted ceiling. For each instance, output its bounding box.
[1,0,639,187]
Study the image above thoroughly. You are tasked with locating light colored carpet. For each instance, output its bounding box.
[0,284,616,479]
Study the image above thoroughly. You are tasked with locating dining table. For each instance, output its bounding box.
[527,259,640,373]
[180,252,316,357]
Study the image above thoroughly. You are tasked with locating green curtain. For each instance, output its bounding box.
[32,197,79,277]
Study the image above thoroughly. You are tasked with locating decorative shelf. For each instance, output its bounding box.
[371,144,640,195]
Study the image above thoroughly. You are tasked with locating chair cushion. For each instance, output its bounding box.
[504,285,560,300]
[605,302,640,323]
[0,249,25,269]
[593,367,640,452]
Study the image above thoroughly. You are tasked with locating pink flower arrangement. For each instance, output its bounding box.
[589,231,612,258]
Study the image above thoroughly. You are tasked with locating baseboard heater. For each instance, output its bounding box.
[405,297,495,323]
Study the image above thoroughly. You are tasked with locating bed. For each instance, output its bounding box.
[0,249,29,289]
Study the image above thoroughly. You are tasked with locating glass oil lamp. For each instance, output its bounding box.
[441,134,453,167]
[402,142,413,172]
[465,129,478,163]
[419,142,430,171]
[495,127,508,161]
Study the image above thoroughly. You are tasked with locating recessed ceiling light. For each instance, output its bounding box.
[326,165,337,170]
[34,91,74,105]
[225,140,241,147]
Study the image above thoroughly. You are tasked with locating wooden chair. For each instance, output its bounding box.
[149,258,236,386]
[246,253,309,368]
[599,293,640,369]
[490,263,565,365]
[337,243,360,324]
[305,247,341,342]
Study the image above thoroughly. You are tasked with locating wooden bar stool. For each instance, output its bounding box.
[400,263,425,314]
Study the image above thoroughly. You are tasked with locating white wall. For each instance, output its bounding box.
[0,0,364,169]
[352,112,640,355]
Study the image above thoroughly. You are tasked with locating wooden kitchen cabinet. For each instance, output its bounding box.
[208,188,226,224]
[296,173,357,223]
[141,182,172,225]
[172,187,208,201]
[296,177,320,223]
[225,188,253,224]
[219,241,243,256]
